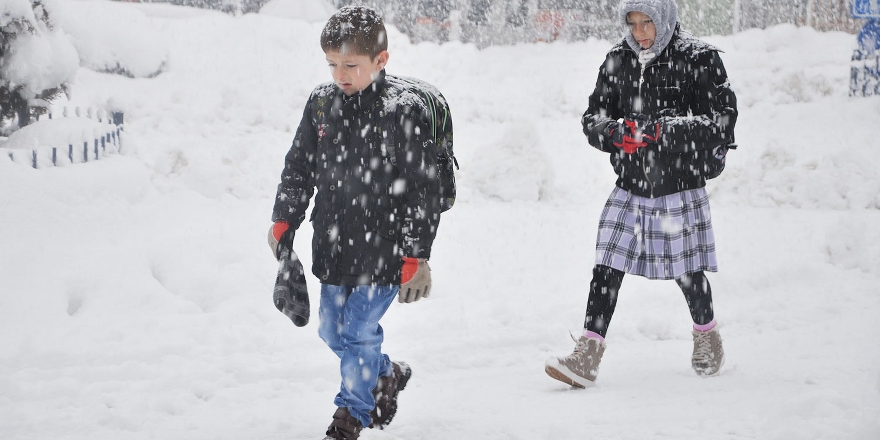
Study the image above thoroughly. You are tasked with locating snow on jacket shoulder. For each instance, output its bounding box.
[272,71,440,286]
[582,26,738,198]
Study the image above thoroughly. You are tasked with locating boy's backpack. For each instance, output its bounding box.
[383,75,457,212]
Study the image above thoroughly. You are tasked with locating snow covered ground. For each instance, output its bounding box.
[1,1,879,439]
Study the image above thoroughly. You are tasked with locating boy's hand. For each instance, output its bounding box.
[267,221,292,260]
[399,257,431,303]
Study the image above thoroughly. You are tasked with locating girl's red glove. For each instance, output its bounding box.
[611,116,660,154]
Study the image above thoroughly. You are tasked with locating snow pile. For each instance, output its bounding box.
[469,118,552,201]
[259,0,335,23]
[48,0,168,78]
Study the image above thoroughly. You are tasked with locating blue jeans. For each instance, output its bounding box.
[318,284,398,428]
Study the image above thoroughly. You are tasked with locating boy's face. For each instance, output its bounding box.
[626,11,656,49]
[325,50,389,96]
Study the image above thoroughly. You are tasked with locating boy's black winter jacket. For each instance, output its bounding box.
[272,71,440,286]
[583,26,738,198]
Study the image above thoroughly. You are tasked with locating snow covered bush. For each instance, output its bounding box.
[119,0,270,15]
[0,0,77,131]
[50,0,168,79]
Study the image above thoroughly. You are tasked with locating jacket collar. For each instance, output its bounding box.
[337,69,386,112]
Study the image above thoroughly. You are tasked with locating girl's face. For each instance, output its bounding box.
[325,50,389,96]
[626,11,656,49]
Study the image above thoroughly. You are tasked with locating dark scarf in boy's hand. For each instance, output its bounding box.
[273,236,310,327]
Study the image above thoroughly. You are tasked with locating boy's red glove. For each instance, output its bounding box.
[267,221,291,260]
[399,257,431,303]
[272,221,289,241]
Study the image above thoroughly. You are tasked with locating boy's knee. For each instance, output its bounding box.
[339,323,383,349]
[319,322,343,350]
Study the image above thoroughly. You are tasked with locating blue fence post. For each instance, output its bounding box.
[32,150,37,168]
[68,144,73,163]
[52,147,57,166]
[83,141,88,162]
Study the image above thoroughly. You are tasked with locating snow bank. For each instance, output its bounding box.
[259,0,335,23]
[48,0,168,78]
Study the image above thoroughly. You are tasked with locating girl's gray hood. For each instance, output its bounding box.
[619,0,679,57]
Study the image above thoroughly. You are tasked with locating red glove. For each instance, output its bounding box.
[629,115,661,144]
[400,257,431,303]
[401,257,419,284]
[612,117,661,154]
[611,125,647,154]
[268,221,291,260]
[272,221,289,241]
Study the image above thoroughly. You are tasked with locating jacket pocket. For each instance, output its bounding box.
[370,210,400,241]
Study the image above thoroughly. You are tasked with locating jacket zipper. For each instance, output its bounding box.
[638,60,654,197]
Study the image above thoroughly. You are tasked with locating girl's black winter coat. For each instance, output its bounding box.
[583,26,738,198]
[272,71,440,286]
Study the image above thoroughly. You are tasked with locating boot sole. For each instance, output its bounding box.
[369,362,412,430]
[544,363,594,389]
[395,362,412,391]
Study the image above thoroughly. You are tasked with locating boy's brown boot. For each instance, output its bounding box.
[323,407,362,440]
[691,326,725,376]
[369,361,412,429]
[544,335,606,388]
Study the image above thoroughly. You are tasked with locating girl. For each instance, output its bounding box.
[545,0,737,388]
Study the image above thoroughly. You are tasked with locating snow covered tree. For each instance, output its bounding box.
[0,0,77,132]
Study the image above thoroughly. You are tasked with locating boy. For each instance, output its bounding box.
[268,6,444,440]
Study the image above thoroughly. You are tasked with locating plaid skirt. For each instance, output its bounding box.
[594,187,718,280]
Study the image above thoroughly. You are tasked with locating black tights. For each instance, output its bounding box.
[583,265,714,338]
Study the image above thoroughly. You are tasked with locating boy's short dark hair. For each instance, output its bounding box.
[320,6,388,59]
